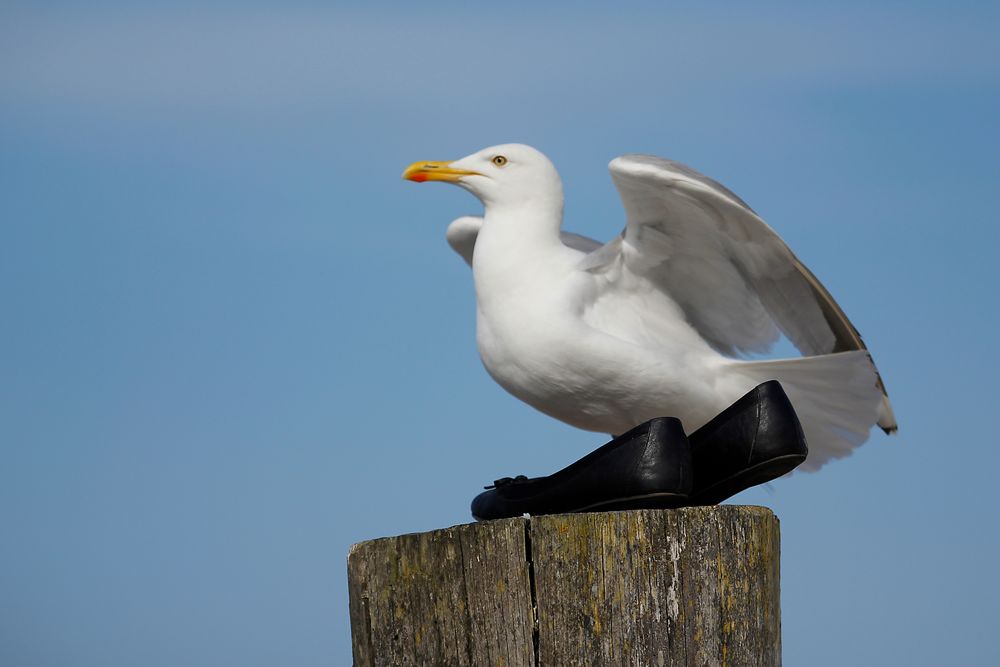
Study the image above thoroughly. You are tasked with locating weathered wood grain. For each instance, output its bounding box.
[530,507,780,666]
[347,507,780,667]
[347,517,535,667]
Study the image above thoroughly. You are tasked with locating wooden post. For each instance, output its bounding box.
[348,506,781,666]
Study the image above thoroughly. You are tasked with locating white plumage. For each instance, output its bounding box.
[407,144,896,471]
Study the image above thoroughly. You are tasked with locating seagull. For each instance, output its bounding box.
[404,144,896,470]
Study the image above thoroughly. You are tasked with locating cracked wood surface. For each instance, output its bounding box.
[347,507,780,666]
[347,518,535,666]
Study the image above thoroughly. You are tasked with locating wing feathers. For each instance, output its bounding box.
[605,154,897,432]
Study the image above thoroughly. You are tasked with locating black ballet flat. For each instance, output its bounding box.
[471,417,692,521]
[688,380,808,506]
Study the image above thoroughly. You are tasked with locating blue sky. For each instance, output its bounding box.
[2,2,999,665]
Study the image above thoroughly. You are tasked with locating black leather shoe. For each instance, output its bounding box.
[688,380,808,505]
[471,417,692,521]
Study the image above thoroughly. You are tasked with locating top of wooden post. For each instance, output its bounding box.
[348,506,781,666]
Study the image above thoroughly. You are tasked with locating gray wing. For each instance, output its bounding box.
[600,154,896,432]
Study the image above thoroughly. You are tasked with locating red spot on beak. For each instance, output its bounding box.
[411,173,428,183]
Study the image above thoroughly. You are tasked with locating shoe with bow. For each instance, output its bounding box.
[471,417,692,521]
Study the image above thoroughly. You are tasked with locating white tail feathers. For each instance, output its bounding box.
[723,351,884,471]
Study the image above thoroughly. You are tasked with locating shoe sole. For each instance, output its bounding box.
[472,491,689,521]
[574,491,689,513]
[689,453,807,506]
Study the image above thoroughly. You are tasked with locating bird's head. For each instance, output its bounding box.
[403,143,563,211]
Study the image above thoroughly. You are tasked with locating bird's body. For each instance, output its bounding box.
[405,144,896,471]
[473,212,719,435]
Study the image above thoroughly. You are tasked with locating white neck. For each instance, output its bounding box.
[485,194,563,239]
[472,194,570,314]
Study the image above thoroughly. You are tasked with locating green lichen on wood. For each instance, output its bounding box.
[348,507,780,667]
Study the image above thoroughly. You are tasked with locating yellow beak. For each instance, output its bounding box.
[402,160,481,183]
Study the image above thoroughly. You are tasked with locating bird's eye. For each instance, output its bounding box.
[492,155,508,167]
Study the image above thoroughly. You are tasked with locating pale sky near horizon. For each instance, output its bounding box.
[2,2,999,665]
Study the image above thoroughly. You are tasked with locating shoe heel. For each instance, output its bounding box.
[689,453,807,506]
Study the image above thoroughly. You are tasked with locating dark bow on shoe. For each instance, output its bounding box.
[485,475,529,490]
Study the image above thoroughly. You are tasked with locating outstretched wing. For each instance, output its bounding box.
[590,154,896,432]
